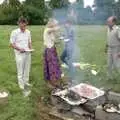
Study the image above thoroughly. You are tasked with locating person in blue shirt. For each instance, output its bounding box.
[60,20,75,85]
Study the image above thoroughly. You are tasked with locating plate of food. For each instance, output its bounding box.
[64,39,70,42]
[70,83,104,99]
[25,49,35,52]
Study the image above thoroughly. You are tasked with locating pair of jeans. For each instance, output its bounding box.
[61,48,75,82]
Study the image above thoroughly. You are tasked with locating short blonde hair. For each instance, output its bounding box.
[47,18,58,27]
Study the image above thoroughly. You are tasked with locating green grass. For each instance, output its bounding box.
[0,25,46,120]
[0,25,120,120]
[75,25,120,91]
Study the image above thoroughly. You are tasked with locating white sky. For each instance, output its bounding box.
[0,0,94,7]
[0,0,4,4]
[84,0,94,7]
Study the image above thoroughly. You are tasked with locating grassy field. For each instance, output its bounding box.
[0,25,120,120]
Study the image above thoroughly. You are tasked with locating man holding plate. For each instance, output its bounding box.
[10,17,33,96]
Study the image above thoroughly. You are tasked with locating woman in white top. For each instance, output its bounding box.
[43,18,61,88]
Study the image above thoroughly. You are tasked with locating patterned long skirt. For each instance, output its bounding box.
[44,46,61,81]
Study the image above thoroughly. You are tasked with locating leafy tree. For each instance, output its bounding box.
[94,0,115,22]
[0,0,48,25]
[0,0,21,24]
[50,0,69,8]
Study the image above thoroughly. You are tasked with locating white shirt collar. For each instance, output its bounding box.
[18,28,26,33]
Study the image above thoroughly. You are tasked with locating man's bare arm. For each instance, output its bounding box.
[10,43,25,53]
[28,41,32,49]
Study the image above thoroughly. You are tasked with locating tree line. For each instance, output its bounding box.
[0,0,120,25]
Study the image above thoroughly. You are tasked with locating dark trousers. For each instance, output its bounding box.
[61,48,75,81]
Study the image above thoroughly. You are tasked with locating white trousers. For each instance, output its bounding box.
[15,51,31,89]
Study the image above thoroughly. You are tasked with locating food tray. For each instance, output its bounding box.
[53,89,87,106]
[70,83,104,99]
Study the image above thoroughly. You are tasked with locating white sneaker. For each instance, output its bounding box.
[25,83,32,87]
[19,85,24,90]
[23,90,31,97]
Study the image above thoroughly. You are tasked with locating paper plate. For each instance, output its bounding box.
[25,49,35,52]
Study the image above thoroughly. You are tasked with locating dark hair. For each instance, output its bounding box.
[17,16,28,24]
[112,16,117,24]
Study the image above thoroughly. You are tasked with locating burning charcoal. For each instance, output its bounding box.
[72,106,94,118]
[51,95,72,111]
[66,90,80,101]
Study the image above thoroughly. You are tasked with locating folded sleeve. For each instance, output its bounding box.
[10,31,16,44]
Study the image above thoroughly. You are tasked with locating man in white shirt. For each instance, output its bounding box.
[106,16,120,76]
[10,17,32,94]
